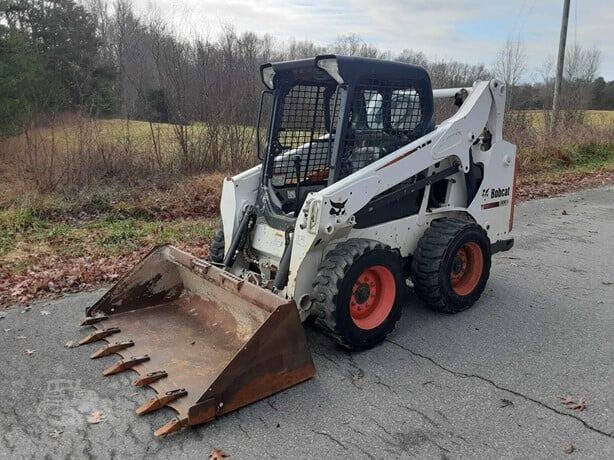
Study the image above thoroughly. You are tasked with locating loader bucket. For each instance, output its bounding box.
[78,245,315,436]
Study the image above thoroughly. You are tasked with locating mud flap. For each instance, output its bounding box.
[78,245,315,436]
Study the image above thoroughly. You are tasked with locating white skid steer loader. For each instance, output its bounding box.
[78,55,517,435]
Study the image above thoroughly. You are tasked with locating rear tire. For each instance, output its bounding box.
[209,228,225,263]
[312,239,405,350]
[411,217,491,313]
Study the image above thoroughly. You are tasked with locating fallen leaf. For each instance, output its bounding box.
[209,448,229,459]
[25,349,36,355]
[3,328,11,332]
[87,410,105,424]
[47,281,59,292]
[499,398,513,408]
[558,395,586,411]
[21,306,31,313]
[65,340,78,349]
[564,444,575,454]
[558,395,574,405]
[49,429,63,439]
[569,399,586,411]
[40,310,51,316]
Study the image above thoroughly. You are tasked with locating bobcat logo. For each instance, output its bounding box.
[481,188,490,199]
[491,187,510,198]
[329,199,348,216]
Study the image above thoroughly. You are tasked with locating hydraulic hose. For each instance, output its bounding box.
[223,205,255,268]
[274,231,293,290]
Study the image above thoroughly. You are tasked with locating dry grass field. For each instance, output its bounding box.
[1,111,613,307]
[522,109,614,130]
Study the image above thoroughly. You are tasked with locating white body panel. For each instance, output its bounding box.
[220,80,517,321]
[220,164,260,255]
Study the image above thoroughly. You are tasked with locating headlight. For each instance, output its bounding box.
[261,65,275,89]
[316,58,343,84]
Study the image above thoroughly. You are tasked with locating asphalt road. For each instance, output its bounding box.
[1,186,613,459]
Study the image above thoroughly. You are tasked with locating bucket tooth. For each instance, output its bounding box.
[134,370,167,387]
[154,417,188,437]
[136,389,187,415]
[80,315,109,326]
[79,327,120,345]
[90,340,134,359]
[103,355,150,376]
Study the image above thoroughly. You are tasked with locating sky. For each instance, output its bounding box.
[131,0,614,81]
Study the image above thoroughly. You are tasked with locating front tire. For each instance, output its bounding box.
[312,239,405,350]
[209,228,225,263]
[411,217,491,313]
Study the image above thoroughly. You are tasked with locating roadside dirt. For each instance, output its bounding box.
[0,244,209,310]
[517,169,614,201]
[1,169,613,310]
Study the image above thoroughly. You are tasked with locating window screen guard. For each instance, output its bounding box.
[265,79,425,187]
[338,80,423,179]
[267,84,341,187]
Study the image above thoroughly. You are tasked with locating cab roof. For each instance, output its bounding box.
[260,54,432,90]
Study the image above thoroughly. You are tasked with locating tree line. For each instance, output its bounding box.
[1,0,611,140]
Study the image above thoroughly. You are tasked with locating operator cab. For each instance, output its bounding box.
[257,55,434,229]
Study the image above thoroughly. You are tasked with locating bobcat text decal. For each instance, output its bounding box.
[481,186,511,209]
[490,187,510,199]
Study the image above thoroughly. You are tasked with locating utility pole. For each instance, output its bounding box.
[551,0,571,131]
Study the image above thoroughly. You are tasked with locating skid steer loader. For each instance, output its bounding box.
[78,55,517,435]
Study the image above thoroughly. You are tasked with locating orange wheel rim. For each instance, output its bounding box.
[349,265,396,330]
[450,242,483,296]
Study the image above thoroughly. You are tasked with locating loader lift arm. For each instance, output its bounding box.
[314,80,506,226]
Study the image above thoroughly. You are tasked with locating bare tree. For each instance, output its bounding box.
[537,44,601,128]
[396,49,428,68]
[428,60,490,88]
[493,37,526,107]
[331,34,389,59]
[565,45,601,86]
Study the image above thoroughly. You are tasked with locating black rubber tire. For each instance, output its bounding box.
[411,217,491,313]
[312,239,405,350]
[209,228,225,263]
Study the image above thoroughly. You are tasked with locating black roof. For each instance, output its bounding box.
[261,54,431,90]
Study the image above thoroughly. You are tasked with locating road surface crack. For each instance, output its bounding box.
[311,350,342,368]
[385,339,613,440]
[236,421,251,439]
[401,404,441,429]
[312,430,347,449]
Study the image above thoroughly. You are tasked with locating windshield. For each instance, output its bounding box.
[365,89,422,131]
